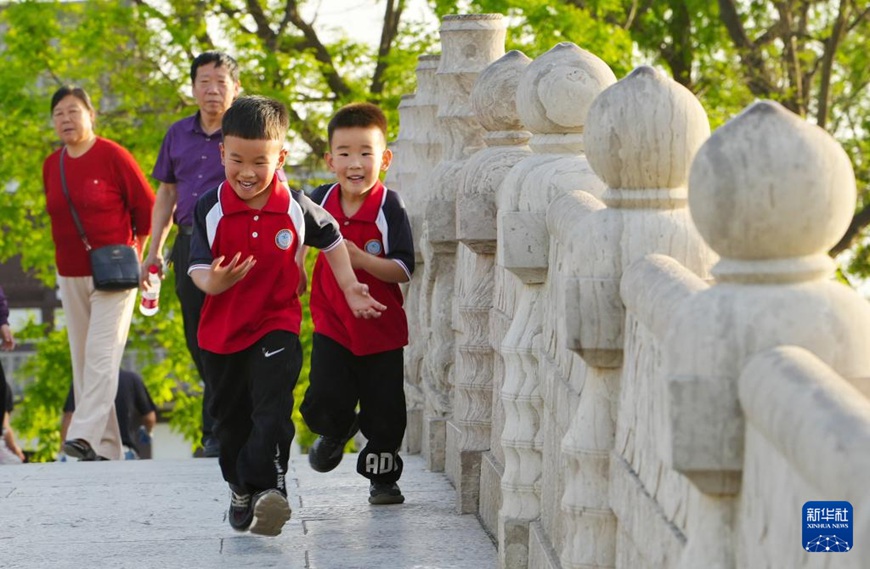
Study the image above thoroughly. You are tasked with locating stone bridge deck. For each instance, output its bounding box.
[0,453,497,568]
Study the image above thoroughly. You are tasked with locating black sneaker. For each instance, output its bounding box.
[228,487,253,532]
[369,482,405,505]
[308,417,359,473]
[248,489,292,536]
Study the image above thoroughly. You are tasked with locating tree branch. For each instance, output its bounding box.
[287,104,327,159]
[283,0,351,99]
[669,1,693,87]
[135,0,213,58]
[244,0,278,50]
[847,4,870,32]
[217,0,255,36]
[775,1,805,115]
[831,200,870,255]
[717,0,779,101]
[562,0,636,29]
[798,0,814,110]
[817,0,851,129]
[370,0,404,96]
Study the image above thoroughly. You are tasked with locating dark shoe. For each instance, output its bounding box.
[228,486,253,532]
[63,439,104,461]
[308,417,359,473]
[203,437,220,458]
[369,482,405,505]
[193,437,220,458]
[248,489,292,536]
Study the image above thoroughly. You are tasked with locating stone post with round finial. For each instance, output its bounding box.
[400,54,442,455]
[550,65,714,569]
[657,100,870,567]
[417,14,505,473]
[406,55,442,256]
[494,42,616,569]
[447,50,532,519]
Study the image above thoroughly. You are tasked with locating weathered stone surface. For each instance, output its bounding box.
[423,416,447,472]
[401,54,441,465]
[393,14,870,569]
[528,521,561,569]
[418,17,506,479]
[736,347,870,568]
[458,50,532,251]
[479,450,504,539]
[497,42,615,283]
[0,453,497,569]
[493,41,617,569]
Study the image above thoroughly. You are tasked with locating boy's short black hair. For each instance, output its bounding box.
[327,102,388,146]
[222,96,289,141]
[50,85,94,114]
[190,51,240,83]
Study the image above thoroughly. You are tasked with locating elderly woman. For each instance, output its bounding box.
[42,85,155,461]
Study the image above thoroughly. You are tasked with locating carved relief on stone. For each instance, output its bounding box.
[454,50,532,458]
[556,65,713,569]
[420,15,506,430]
[498,42,615,285]
[494,42,617,569]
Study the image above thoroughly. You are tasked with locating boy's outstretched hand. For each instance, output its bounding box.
[192,252,256,295]
[344,282,387,319]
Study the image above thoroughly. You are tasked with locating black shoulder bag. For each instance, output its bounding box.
[59,147,141,291]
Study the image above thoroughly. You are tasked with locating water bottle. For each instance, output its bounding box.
[139,265,161,316]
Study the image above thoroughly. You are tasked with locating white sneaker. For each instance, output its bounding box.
[248,489,292,536]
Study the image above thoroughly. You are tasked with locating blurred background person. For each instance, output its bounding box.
[43,85,155,461]
[142,52,241,458]
[0,287,24,464]
[61,368,157,460]
[1,380,26,464]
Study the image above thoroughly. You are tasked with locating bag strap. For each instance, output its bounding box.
[58,147,93,252]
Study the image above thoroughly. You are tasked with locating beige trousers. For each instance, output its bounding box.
[58,276,137,460]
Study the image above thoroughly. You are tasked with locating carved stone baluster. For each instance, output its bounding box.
[499,288,542,569]
[450,51,532,514]
[420,14,506,472]
[496,42,616,568]
[557,65,713,569]
[401,55,441,454]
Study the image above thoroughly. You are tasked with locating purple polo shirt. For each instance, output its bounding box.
[152,112,225,227]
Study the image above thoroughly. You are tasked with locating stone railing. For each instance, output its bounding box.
[396,13,870,569]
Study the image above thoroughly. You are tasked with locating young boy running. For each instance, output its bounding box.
[188,96,386,536]
[301,103,414,505]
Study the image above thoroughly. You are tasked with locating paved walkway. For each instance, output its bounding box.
[0,453,497,568]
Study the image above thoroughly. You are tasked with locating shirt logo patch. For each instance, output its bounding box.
[275,229,294,250]
[364,239,383,256]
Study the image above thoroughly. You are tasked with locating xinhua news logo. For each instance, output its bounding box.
[803,501,852,553]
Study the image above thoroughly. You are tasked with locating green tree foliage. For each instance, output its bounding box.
[3,0,869,457]
[459,0,870,279]
[0,0,434,458]
[10,323,72,462]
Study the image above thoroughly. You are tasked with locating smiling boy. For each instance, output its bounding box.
[301,103,415,505]
[188,96,386,536]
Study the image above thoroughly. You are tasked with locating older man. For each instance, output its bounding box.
[142,51,241,457]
